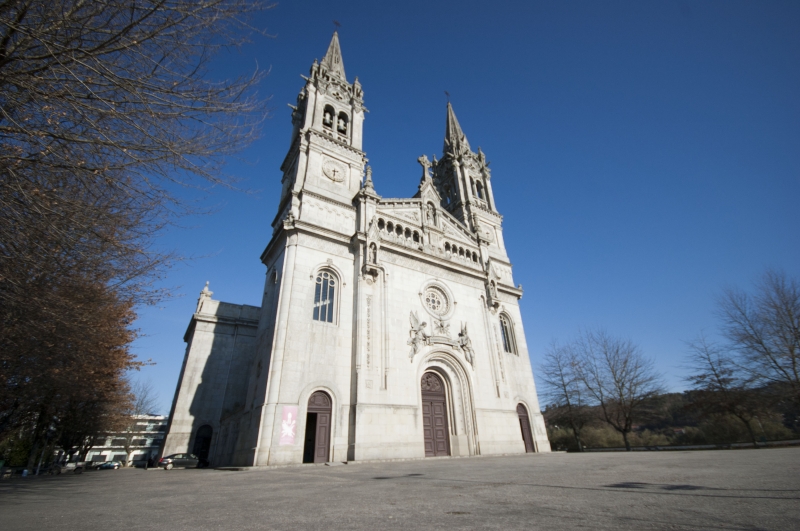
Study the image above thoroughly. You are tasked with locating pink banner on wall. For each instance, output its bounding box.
[279,406,298,446]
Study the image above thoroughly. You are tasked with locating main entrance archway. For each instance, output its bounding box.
[302,391,332,463]
[421,372,450,457]
[517,404,535,453]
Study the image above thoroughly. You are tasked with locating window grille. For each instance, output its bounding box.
[313,269,337,323]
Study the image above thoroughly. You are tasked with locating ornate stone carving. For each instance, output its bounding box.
[458,323,475,366]
[417,154,432,181]
[433,319,450,338]
[420,373,443,392]
[407,311,430,361]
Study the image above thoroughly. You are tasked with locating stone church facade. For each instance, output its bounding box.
[162,33,550,466]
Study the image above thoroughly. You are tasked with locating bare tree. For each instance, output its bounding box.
[0,1,270,459]
[0,0,270,328]
[571,330,663,451]
[685,336,767,447]
[717,270,800,408]
[539,342,592,451]
[121,379,159,464]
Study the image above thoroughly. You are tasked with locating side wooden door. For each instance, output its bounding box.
[517,403,535,453]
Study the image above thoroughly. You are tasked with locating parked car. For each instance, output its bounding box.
[158,454,208,470]
[96,461,122,470]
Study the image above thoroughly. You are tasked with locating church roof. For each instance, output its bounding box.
[444,102,471,155]
[320,31,347,81]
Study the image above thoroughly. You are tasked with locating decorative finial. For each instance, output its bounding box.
[197,281,213,313]
[363,165,374,190]
[333,20,341,31]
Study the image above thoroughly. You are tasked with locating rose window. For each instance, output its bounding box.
[424,287,448,316]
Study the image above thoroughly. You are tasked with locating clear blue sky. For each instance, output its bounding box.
[131,1,800,414]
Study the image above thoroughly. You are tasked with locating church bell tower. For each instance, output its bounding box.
[432,103,508,259]
[275,32,367,231]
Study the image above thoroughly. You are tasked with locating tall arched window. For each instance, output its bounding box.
[313,269,337,323]
[499,313,517,354]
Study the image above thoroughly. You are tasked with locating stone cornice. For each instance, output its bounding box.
[301,189,357,211]
[307,129,364,158]
[183,311,260,343]
[378,239,486,281]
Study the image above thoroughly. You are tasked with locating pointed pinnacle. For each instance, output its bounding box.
[444,102,470,154]
[320,31,347,81]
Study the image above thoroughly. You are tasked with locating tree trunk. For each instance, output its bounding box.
[571,429,584,452]
[622,431,632,451]
[740,417,759,448]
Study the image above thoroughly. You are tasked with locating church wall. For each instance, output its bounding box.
[161,301,259,462]
[348,244,547,459]
[254,237,357,465]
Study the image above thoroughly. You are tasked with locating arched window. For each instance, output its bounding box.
[499,313,517,354]
[476,181,484,200]
[337,112,349,135]
[313,269,337,323]
[323,105,335,129]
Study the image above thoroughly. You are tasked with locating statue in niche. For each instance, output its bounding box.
[458,323,475,366]
[407,311,430,360]
[369,243,378,264]
[426,203,435,225]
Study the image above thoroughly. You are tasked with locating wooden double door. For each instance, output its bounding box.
[421,373,450,457]
[303,391,332,463]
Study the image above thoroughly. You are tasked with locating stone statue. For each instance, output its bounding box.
[369,243,378,264]
[426,203,435,224]
[458,323,475,366]
[434,319,450,338]
[407,311,429,360]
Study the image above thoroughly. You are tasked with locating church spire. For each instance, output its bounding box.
[320,31,346,81]
[443,102,470,155]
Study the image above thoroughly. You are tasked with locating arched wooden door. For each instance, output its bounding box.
[192,425,213,462]
[517,404,535,453]
[421,373,450,457]
[303,391,332,463]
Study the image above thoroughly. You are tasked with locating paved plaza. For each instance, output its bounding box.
[0,448,798,530]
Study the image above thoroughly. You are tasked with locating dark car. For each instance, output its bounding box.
[158,454,208,470]
[96,461,122,470]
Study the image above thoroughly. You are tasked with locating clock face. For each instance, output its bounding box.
[322,159,346,182]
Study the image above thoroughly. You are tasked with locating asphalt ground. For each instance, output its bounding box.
[0,447,798,530]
